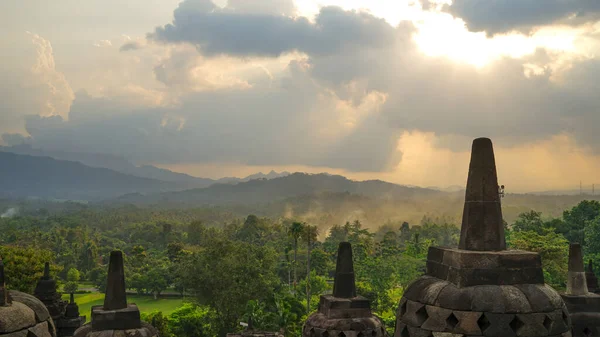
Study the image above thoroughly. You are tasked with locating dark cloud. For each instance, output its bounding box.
[149,0,395,57]
[120,41,142,52]
[446,0,600,35]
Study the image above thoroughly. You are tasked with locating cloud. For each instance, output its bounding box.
[93,39,113,47]
[446,0,600,35]
[4,3,600,178]
[0,32,74,134]
[120,41,143,51]
[149,0,395,57]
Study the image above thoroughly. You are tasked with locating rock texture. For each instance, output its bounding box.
[303,242,387,337]
[73,251,158,337]
[34,263,85,337]
[394,138,571,337]
[1,258,56,337]
[561,244,600,337]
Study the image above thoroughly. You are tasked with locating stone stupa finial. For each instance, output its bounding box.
[567,243,588,295]
[43,261,50,280]
[0,256,10,306]
[589,259,594,273]
[332,242,356,298]
[458,137,506,251]
[103,251,127,310]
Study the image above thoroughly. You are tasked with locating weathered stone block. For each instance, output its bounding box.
[90,305,141,331]
[452,311,483,335]
[420,306,453,332]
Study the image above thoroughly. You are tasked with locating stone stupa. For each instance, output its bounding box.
[394,138,572,337]
[303,242,387,337]
[561,243,600,337]
[73,251,158,337]
[34,262,85,337]
[1,257,57,337]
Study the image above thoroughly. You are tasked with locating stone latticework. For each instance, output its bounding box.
[73,251,158,337]
[34,262,85,337]
[303,242,387,337]
[394,138,572,337]
[1,257,57,337]
[560,243,600,337]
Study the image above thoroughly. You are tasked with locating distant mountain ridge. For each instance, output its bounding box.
[112,172,441,206]
[0,144,290,187]
[0,151,175,201]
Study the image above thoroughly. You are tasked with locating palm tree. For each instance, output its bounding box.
[289,222,305,292]
[302,224,319,314]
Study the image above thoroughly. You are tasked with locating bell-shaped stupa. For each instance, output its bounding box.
[561,243,600,337]
[302,242,387,337]
[1,257,57,337]
[73,251,158,337]
[394,138,572,337]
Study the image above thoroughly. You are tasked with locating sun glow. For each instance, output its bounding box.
[296,0,587,68]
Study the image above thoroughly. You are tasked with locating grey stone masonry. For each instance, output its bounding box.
[303,242,388,337]
[561,243,600,337]
[1,257,57,337]
[394,138,571,337]
[34,262,85,337]
[72,251,158,337]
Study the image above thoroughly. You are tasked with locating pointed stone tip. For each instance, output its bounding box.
[589,259,594,273]
[569,243,585,272]
[458,137,506,251]
[70,292,75,304]
[103,250,127,310]
[333,242,356,298]
[43,262,50,279]
[0,257,4,284]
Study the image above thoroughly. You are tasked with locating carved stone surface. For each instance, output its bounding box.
[303,242,387,337]
[1,291,56,337]
[561,243,600,337]
[72,251,157,337]
[458,138,505,252]
[394,138,571,337]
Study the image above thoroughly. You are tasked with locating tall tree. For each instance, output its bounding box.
[288,222,305,291]
[302,224,319,314]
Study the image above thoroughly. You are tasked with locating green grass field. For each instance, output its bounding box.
[62,293,185,320]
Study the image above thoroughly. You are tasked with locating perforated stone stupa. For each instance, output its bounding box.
[394,138,572,337]
[561,243,600,337]
[73,251,158,337]
[34,262,85,337]
[303,242,387,337]
[0,257,57,337]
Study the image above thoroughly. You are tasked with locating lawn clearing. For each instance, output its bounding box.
[62,293,185,320]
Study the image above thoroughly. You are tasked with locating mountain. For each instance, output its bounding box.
[0,145,291,188]
[112,172,440,206]
[0,144,214,187]
[0,151,177,201]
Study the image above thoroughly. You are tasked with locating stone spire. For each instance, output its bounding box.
[74,250,158,337]
[567,243,588,295]
[332,241,356,298]
[0,257,10,306]
[103,251,127,310]
[43,262,50,279]
[459,137,506,251]
[302,242,386,337]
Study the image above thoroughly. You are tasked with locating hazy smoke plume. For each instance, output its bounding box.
[1,207,18,218]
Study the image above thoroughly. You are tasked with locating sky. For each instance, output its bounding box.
[1,0,600,192]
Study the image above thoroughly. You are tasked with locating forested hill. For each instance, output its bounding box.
[112,172,441,206]
[0,151,175,200]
